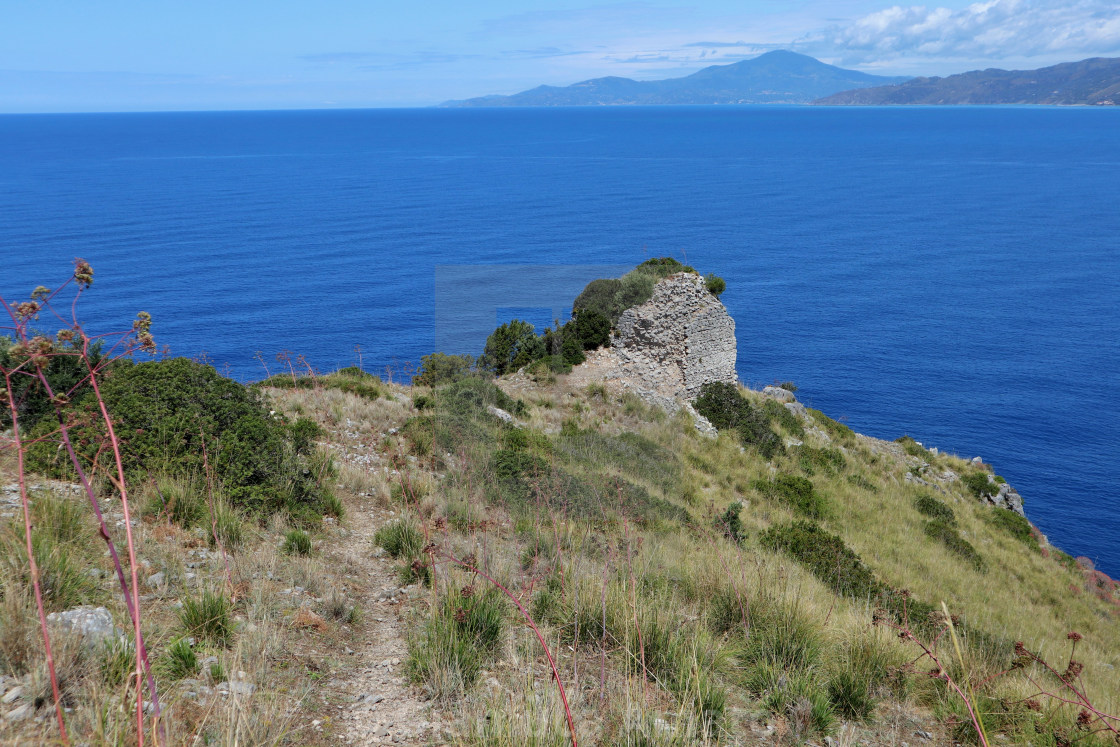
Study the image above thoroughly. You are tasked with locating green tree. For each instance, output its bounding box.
[412,352,477,387]
[481,320,544,376]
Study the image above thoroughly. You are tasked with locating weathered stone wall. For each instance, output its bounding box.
[613,272,738,400]
[566,272,736,434]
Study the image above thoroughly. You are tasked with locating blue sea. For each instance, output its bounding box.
[1,107,1118,576]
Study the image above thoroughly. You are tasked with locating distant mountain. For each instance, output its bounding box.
[815,56,1120,105]
[442,51,910,107]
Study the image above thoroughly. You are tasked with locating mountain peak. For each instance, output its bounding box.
[442,51,910,107]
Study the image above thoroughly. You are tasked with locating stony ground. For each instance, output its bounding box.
[312,497,446,746]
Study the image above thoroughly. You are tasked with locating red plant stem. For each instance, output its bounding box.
[901,630,989,747]
[1020,677,1120,730]
[84,350,148,746]
[30,360,164,735]
[438,551,578,747]
[1023,659,1120,732]
[198,430,234,592]
[3,373,70,744]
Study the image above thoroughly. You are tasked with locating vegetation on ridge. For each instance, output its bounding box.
[3,262,1118,747]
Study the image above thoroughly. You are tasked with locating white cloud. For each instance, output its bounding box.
[816,0,1120,61]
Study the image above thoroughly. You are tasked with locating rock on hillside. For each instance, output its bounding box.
[570,272,736,419]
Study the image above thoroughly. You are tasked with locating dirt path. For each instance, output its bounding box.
[315,495,445,746]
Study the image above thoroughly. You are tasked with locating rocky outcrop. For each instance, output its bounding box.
[569,273,737,431]
[613,273,737,399]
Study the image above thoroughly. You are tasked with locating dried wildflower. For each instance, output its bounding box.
[31,286,51,300]
[73,258,94,288]
[56,328,75,344]
[1067,631,1083,642]
[872,607,889,626]
[51,393,69,407]
[1026,699,1042,712]
[460,584,475,598]
[1063,661,1084,681]
[15,301,40,321]
[462,552,478,568]
[133,311,152,334]
[453,607,468,624]
[1077,710,1093,730]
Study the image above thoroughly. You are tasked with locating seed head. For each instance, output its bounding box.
[1067,631,1083,642]
[73,259,94,288]
[1063,660,1083,681]
[15,301,40,321]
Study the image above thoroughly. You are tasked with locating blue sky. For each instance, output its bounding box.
[2,0,1118,111]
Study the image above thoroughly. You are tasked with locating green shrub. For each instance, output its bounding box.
[715,502,744,543]
[179,591,234,646]
[283,529,313,556]
[398,557,432,586]
[762,399,804,437]
[761,521,882,599]
[962,471,997,499]
[257,368,383,400]
[982,507,1038,549]
[27,357,331,520]
[693,382,782,459]
[796,446,846,476]
[572,278,624,321]
[913,492,956,524]
[847,473,879,492]
[566,308,611,350]
[896,435,934,460]
[481,320,544,376]
[704,273,726,298]
[753,474,830,519]
[412,353,478,388]
[0,338,103,432]
[572,258,697,325]
[924,519,985,571]
[288,417,322,456]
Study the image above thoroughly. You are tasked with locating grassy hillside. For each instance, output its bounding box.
[3,266,1117,745]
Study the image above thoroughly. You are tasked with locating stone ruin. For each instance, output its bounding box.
[571,272,737,426]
